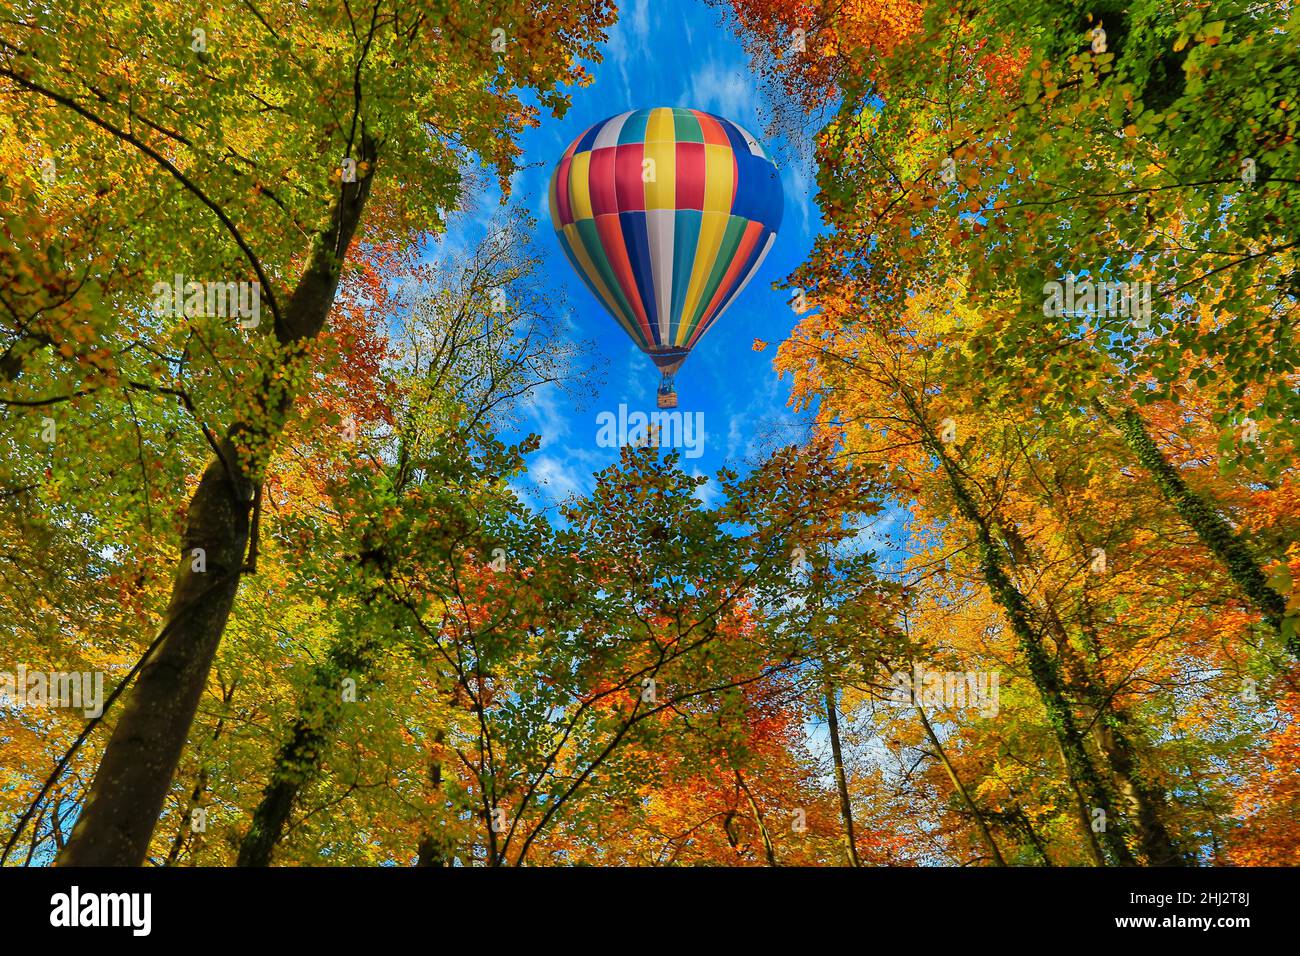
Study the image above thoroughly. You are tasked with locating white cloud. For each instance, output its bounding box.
[725,410,748,461]
[630,0,651,43]
[601,17,634,108]
[685,55,758,121]
[622,342,652,402]
[526,454,590,506]
[513,441,613,513]
[785,158,815,234]
[521,379,572,448]
[535,184,553,225]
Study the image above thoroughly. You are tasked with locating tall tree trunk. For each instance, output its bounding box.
[913,702,1007,866]
[913,415,1136,865]
[235,719,330,867]
[1007,800,1052,865]
[822,678,861,867]
[57,478,248,867]
[1010,419,1188,866]
[415,835,447,867]
[238,635,380,867]
[735,769,777,866]
[416,732,448,867]
[1063,603,1187,866]
[1089,712,1185,865]
[1104,402,1292,653]
[58,139,377,867]
[1054,736,1109,866]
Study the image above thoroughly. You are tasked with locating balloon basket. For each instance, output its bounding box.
[657,390,678,409]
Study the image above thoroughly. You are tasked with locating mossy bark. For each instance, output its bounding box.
[1109,404,1292,654]
[59,139,377,867]
[919,424,1136,865]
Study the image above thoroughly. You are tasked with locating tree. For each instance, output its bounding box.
[2,0,613,866]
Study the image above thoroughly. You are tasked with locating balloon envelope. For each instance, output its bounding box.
[548,107,783,379]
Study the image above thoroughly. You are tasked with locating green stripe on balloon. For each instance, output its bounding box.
[670,210,702,342]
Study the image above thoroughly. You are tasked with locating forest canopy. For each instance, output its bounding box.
[1,0,1296,869]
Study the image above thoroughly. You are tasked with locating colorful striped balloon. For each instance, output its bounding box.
[548,107,783,405]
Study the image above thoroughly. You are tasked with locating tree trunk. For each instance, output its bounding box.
[822,678,861,867]
[58,138,377,866]
[1106,403,1292,653]
[57,475,248,867]
[416,834,447,868]
[416,730,449,867]
[1054,736,1109,866]
[1090,713,1185,865]
[238,634,380,867]
[1062,604,1187,866]
[236,717,331,867]
[916,418,1136,865]
[1008,800,1052,865]
[735,769,777,866]
[914,702,1007,866]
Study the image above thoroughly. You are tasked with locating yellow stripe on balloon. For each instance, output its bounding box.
[702,144,735,214]
[643,139,676,211]
[645,107,675,143]
[569,152,594,221]
[677,211,728,343]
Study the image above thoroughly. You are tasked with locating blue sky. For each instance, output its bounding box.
[430,0,829,519]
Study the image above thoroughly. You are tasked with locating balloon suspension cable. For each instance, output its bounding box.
[657,372,678,409]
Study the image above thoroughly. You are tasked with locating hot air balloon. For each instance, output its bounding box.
[548,107,783,408]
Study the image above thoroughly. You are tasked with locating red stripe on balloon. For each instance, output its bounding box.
[554,156,573,225]
[588,147,619,217]
[614,143,646,212]
[675,142,706,211]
